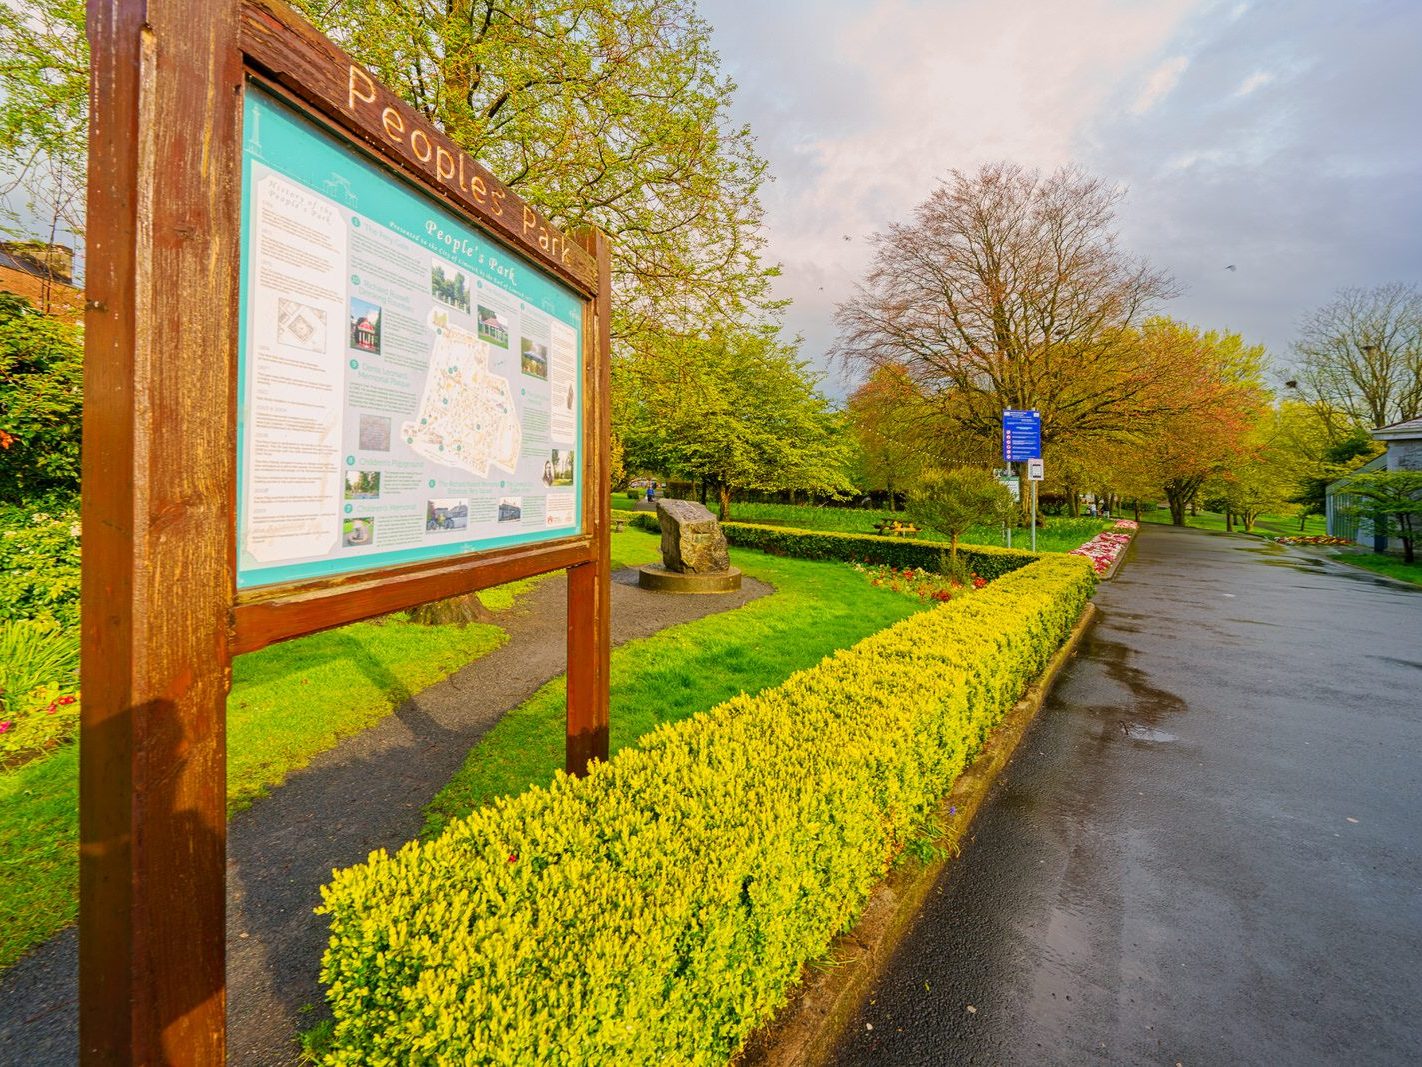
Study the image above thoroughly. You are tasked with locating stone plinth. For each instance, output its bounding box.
[638,564,742,593]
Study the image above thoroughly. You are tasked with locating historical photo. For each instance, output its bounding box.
[520,337,549,379]
[476,304,510,348]
[348,296,381,354]
[549,448,575,487]
[344,470,381,500]
[497,497,523,522]
[425,498,469,532]
[431,259,471,313]
[342,517,375,548]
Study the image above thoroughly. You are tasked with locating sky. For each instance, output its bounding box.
[696,0,1422,397]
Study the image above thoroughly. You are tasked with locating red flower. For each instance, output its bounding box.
[57,695,76,706]
[507,853,518,864]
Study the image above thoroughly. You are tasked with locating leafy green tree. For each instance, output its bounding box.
[0,0,87,246]
[296,0,780,354]
[0,293,82,503]
[622,328,850,520]
[1339,469,1422,563]
[907,467,1014,565]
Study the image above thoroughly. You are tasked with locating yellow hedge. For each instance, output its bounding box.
[316,554,1095,1064]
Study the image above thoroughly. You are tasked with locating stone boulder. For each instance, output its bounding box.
[657,499,731,574]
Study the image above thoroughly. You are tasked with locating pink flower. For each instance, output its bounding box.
[0,721,11,733]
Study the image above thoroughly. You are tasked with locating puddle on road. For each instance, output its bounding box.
[1120,723,1178,743]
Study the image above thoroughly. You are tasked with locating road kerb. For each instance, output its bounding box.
[735,601,1099,1067]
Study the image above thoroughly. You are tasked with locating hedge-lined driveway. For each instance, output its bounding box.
[833,524,1422,1066]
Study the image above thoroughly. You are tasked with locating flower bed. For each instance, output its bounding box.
[1069,520,1137,576]
[1273,534,1354,546]
[315,555,1095,1064]
[852,562,985,601]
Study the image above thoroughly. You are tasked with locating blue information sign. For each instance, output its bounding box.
[1002,409,1042,462]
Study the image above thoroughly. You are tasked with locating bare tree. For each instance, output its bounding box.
[1290,283,1422,431]
[832,163,1178,461]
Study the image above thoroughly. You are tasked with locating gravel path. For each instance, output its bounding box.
[0,568,770,1065]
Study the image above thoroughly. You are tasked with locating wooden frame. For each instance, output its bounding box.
[81,0,611,1061]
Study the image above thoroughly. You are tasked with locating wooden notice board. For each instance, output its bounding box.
[80,0,611,1060]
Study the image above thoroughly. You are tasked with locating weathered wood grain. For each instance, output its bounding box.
[81,0,243,1061]
[566,228,613,775]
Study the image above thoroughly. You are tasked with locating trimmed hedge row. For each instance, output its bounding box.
[627,512,1039,579]
[316,555,1095,1064]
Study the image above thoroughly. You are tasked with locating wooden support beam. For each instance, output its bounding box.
[81,0,242,1062]
[566,228,612,776]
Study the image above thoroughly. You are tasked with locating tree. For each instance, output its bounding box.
[1338,469,1422,564]
[844,365,931,510]
[0,0,87,262]
[907,467,1014,565]
[832,162,1178,499]
[1123,320,1269,526]
[1290,283,1422,431]
[296,0,781,353]
[0,292,83,503]
[621,328,850,520]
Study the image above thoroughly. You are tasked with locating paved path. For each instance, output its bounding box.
[832,525,1422,1066]
[0,568,769,1066]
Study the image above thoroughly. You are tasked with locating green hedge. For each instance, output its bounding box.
[627,512,1037,579]
[316,555,1095,1064]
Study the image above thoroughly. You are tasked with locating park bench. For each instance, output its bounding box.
[873,520,920,537]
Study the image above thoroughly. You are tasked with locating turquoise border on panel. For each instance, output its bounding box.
[236,84,584,591]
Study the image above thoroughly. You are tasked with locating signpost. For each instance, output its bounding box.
[1003,409,1043,552]
[82,1,612,1060]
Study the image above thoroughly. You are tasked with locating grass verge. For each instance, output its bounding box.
[423,527,929,835]
[706,501,1109,552]
[1138,507,1326,538]
[0,609,515,969]
[1328,550,1422,586]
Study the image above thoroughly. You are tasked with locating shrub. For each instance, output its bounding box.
[628,513,1038,580]
[316,554,1095,1064]
[0,502,82,627]
[0,294,83,503]
[0,619,80,765]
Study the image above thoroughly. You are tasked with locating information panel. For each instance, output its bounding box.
[1002,408,1042,463]
[237,86,583,589]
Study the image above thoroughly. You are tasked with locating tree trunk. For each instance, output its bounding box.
[408,592,494,626]
[950,530,959,563]
[718,483,732,522]
[1225,509,1233,532]
[1403,537,1415,565]
[1299,509,1307,532]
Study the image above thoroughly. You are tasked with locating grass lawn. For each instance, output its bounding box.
[702,501,1111,553]
[0,608,513,970]
[1328,550,1422,587]
[423,526,932,835]
[1138,507,1326,538]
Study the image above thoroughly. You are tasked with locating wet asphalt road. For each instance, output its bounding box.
[831,525,1422,1067]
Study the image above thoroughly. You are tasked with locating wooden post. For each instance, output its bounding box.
[81,0,241,1062]
[566,227,612,776]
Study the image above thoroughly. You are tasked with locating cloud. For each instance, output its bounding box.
[702,0,1200,391]
[699,0,1422,394]
[1234,70,1274,96]
[1131,56,1191,114]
